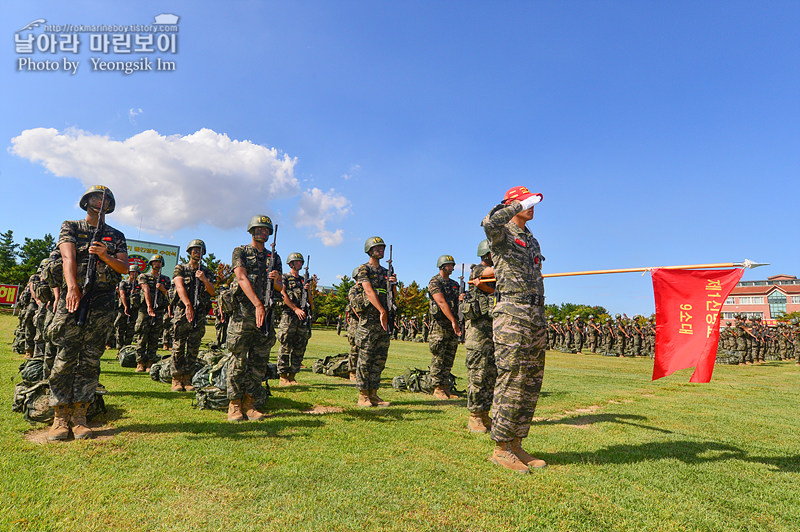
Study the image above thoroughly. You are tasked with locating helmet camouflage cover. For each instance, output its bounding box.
[79,185,116,214]
[247,215,273,235]
[437,255,456,269]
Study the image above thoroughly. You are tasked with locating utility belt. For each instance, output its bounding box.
[495,291,545,307]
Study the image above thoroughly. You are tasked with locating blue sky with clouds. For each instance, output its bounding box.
[2,1,798,315]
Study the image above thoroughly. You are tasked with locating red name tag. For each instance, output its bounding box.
[534,256,540,264]
[103,236,112,241]
[515,238,526,247]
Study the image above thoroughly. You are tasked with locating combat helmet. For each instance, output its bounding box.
[186,239,206,255]
[287,252,304,265]
[615,314,621,319]
[792,318,798,325]
[352,267,360,279]
[79,185,116,214]
[129,264,141,273]
[247,215,273,235]
[437,255,456,269]
[477,239,491,258]
[149,254,164,265]
[364,236,386,254]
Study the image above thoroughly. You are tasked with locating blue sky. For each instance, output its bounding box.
[2,1,798,315]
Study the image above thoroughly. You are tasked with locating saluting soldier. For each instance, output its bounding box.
[427,254,462,400]
[134,254,170,372]
[276,252,313,386]
[225,215,282,422]
[48,185,128,441]
[355,237,396,407]
[170,239,215,391]
[482,185,547,472]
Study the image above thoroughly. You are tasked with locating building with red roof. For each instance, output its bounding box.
[720,274,800,325]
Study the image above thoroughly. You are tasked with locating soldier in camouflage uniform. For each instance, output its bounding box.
[346,267,362,382]
[115,264,139,347]
[587,315,600,353]
[171,239,215,391]
[354,236,397,407]
[214,285,230,348]
[134,254,171,372]
[461,239,497,433]
[31,259,53,358]
[276,252,312,385]
[48,185,128,441]
[482,185,547,472]
[792,319,800,366]
[22,273,41,358]
[427,254,462,400]
[614,314,629,357]
[225,215,282,422]
[41,250,63,377]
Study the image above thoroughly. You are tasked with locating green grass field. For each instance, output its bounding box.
[1,312,799,531]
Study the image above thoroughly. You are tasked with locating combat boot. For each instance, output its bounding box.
[227,398,245,422]
[468,412,490,433]
[48,404,71,441]
[242,394,267,421]
[171,376,184,392]
[509,437,547,469]
[489,441,529,473]
[357,390,374,407]
[368,389,390,407]
[480,411,493,430]
[287,373,299,386]
[135,362,146,372]
[349,371,357,382]
[70,402,93,440]
[279,374,292,386]
[432,386,450,400]
[182,374,195,392]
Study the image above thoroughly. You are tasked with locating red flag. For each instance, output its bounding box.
[651,268,744,382]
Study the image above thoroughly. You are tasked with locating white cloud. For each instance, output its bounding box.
[10,127,350,245]
[128,108,143,124]
[315,229,344,247]
[341,163,361,180]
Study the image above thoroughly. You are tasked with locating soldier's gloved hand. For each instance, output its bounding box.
[520,194,543,210]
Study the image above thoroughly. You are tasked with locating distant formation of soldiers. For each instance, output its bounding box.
[719,315,800,365]
[547,314,656,358]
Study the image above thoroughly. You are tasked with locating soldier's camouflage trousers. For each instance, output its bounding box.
[23,304,37,353]
[615,334,627,356]
[428,320,459,387]
[465,317,496,413]
[347,319,359,372]
[49,291,115,406]
[171,313,206,375]
[490,302,546,443]
[33,303,49,357]
[114,308,129,347]
[277,312,311,374]
[135,310,166,364]
[355,318,390,391]
[225,305,276,400]
[215,318,227,347]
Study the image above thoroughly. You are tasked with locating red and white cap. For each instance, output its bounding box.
[503,186,543,206]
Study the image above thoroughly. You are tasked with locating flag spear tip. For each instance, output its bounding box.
[740,259,769,269]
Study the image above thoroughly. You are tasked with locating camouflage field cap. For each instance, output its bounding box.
[79,185,116,214]
[287,252,304,265]
[503,186,543,206]
[477,239,491,257]
[364,236,385,253]
[149,254,164,265]
[437,255,456,269]
[186,239,206,255]
[247,215,273,235]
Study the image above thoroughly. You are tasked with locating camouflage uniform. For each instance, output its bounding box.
[462,263,497,413]
[346,285,362,372]
[427,272,461,387]
[482,202,546,443]
[214,289,229,347]
[171,262,215,376]
[226,244,282,400]
[276,272,312,375]
[41,251,63,377]
[134,270,171,365]
[355,262,391,392]
[49,220,126,406]
[22,274,40,354]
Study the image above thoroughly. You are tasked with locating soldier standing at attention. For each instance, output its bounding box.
[482,185,547,472]
[346,267,363,382]
[277,252,312,386]
[213,285,229,348]
[461,239,497,433]
[49,185,128,441]
[355,237,397,407]
[171,239,215,391]
[116,264,139,347]
[226,215,282,422]
[134,254,170,372]
[427,255,462,399]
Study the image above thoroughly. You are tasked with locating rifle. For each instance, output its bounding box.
[386,245,396,335]
[76,187,106,326]
[260,224,278,335]
[191,265,201,328]
[300,255,313,332]
[457,264,466,322]
[151,274,160,326]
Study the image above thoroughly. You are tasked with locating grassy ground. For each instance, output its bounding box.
[1,313,799,532]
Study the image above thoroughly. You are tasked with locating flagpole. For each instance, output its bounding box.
[468,259,768,285]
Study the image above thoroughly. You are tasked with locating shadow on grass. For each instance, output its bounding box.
[342,405,445,423]
[543,440,800,472]
[535,413,674,434]
[119,417,326,441]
